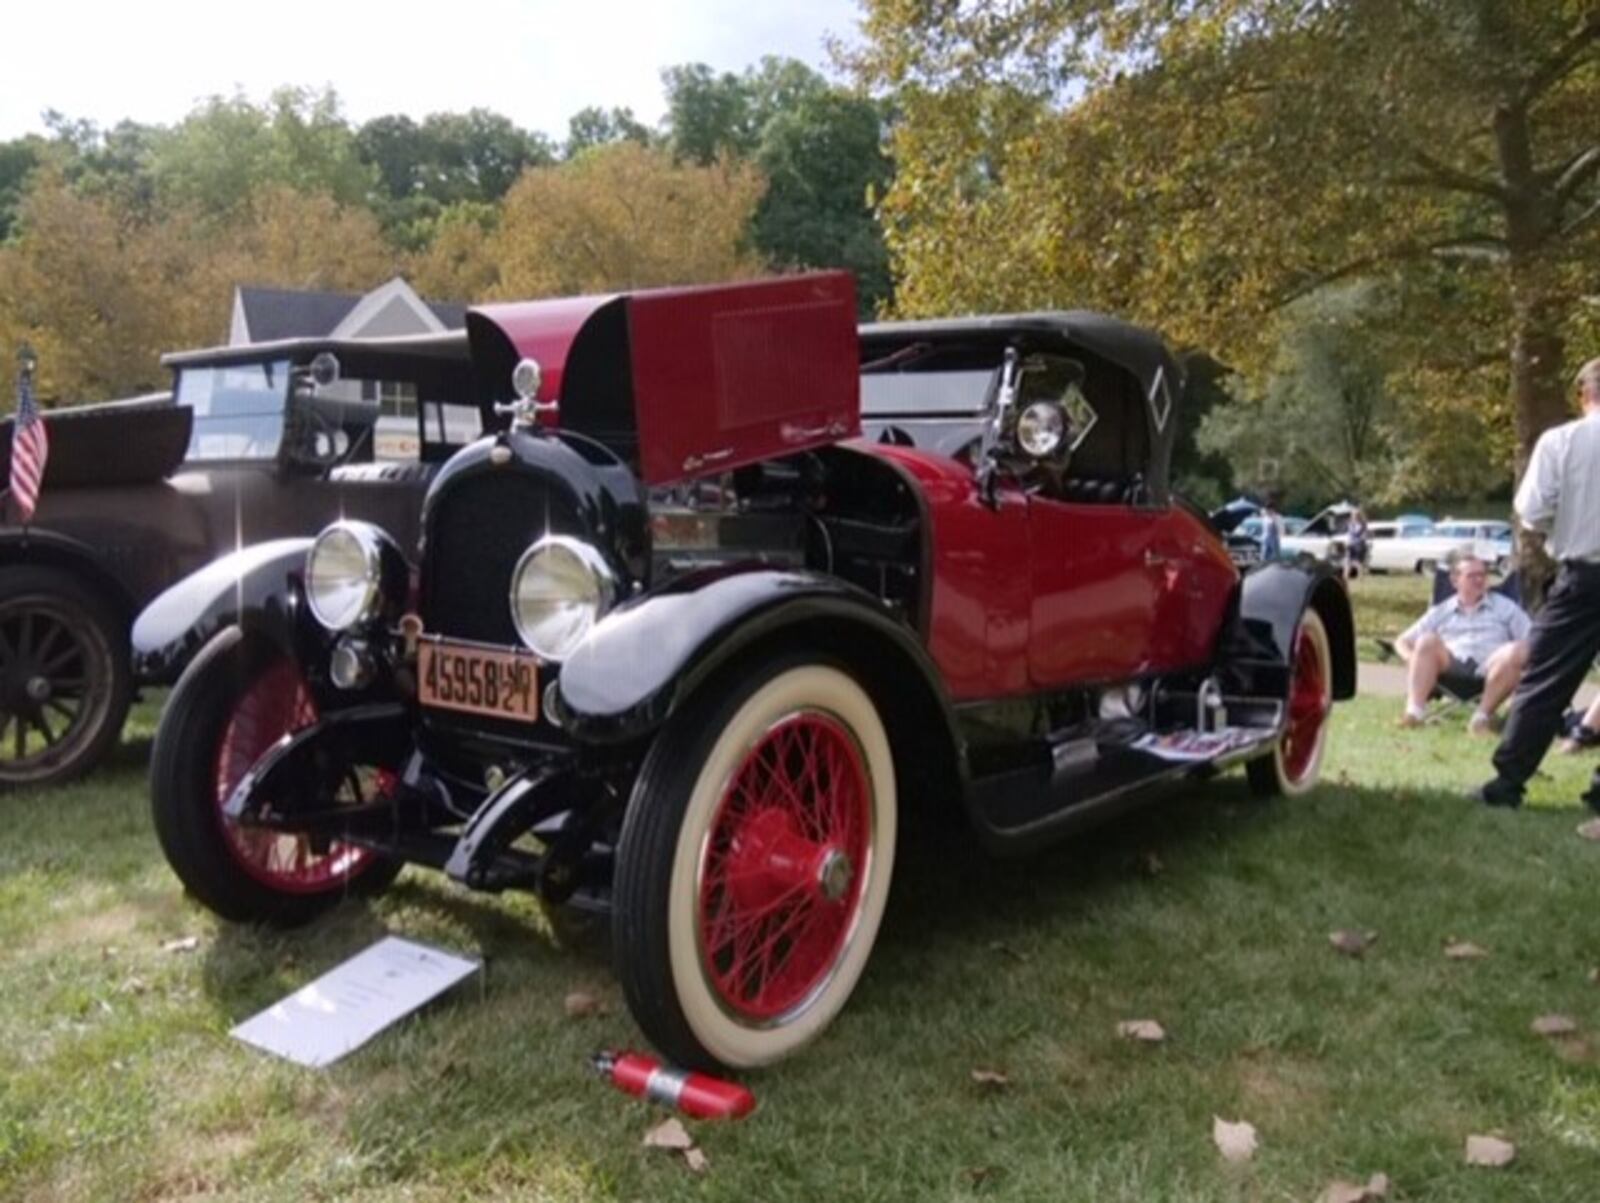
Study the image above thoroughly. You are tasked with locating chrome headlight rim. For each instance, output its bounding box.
[306,521,387,633]
[508,534,617,662]
[1016,400,1066,458]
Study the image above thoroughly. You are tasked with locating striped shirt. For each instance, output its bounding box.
[1516,410,1600,562]
[1401,592,1531,667]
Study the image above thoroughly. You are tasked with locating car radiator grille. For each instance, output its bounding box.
[423,471,581,647]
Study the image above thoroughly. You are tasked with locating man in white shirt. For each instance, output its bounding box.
[1396,554,1530,734]
[1476,356,1600,808]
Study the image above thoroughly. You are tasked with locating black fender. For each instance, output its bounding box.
[1219,562,1356,701]
[131,538,320,684]
[550,565,967,771]
[0,528,140,628]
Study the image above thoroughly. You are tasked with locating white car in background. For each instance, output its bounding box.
[1280,503,1357,567]
[1433,519,1515,573]
[1366,518,1513,574]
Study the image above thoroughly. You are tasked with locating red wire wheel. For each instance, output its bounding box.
[212,659,380,894]
[1249,609,1333,796]
[696,711,872,1021]
[613,661,897,1071]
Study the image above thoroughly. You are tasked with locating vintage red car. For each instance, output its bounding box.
[137,274,1354,1071]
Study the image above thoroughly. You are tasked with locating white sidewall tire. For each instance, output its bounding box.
[1273,609,1332,796]
[664,665,896,1068]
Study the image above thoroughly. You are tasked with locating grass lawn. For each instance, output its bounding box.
[3,696,1599,1201]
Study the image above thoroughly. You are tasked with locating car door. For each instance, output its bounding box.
[1027,494,1164,685]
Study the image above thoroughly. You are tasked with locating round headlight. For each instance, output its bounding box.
[509,535,616,661]
[306,522,386,632]
[1017,401,1066,458]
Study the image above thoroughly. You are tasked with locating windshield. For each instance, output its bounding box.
[860,369,994,416]
[177,361,289,461]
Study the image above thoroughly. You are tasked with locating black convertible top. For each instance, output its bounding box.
[860,311,1185,500]
[162,331,470,373]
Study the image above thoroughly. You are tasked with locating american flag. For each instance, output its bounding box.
[10,347,48,524]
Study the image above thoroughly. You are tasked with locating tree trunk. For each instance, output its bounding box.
[1494,97,1566,606]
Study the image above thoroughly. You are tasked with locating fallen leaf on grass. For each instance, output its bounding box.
[1212,1116,1258,1163]
[1531,1014,1579,1037]
[1116,1019,1167,1043]
[1444,941,1489,960]
[643,1118,693,1151]
[1589,966,1600,985]
[969,1068,1010,1089]
[1577,818,1600,841]
[961,1165,1002,1188]
[1317,1173,1391,1202]
[161,936,199,954]
[1464,1134,1515,1167]
[563,990,607,1018]
[1329,930,1377,957]
[643,1119,709,1173]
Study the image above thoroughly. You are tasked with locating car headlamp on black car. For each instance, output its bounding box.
[305,520,408,632]
[509,535,617,661]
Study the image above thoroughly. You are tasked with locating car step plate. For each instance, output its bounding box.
[418,637,540,723]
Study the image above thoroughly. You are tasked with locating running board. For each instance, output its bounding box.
[965,722,1281,853]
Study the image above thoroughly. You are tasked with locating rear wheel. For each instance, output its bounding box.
[1247,609,1333,798]
[0,565,131,788]
[612,660,896,1070]
[150,633,399,925]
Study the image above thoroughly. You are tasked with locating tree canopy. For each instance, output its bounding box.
[855,0,1600,494]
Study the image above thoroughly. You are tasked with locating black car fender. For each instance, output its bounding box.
[0,528,140,628]
[550,566,967,781]
[131,538,321,684]
[1218,563,1357,702]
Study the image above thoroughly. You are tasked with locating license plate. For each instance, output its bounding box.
[418,638,539,723]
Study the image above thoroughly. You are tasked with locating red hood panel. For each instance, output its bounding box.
[470,274,859,485]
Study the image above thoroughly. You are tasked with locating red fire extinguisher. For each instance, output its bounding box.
[591,1049,757,1120]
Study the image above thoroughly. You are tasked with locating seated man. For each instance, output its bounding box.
[1396,554,1531,734]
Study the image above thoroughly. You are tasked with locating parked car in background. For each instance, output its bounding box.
[0,335,490,787]
[1364,518,1511,574]
[139,276,1355,1072]
[1281,503,1358,568]
[1432,519,1514,573]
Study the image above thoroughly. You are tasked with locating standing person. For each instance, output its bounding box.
[1259,495,1284,564]
[1475,356,1600,809]
[1345,506,1370,581]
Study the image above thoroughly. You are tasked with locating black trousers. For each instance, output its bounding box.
[1489,560,1600,798]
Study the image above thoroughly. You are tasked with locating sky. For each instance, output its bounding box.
[2,0,865,141]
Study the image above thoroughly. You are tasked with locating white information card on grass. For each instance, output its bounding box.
[231,936,480,1068]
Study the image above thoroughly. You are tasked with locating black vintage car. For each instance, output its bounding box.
[138,274,1353,1073]
[0,335,489,786]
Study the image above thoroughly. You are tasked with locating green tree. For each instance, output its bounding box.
[854,0,1600,474]
[753,89,894,314]
[149,88,375,215]
[0,136,46,241]
[662,57,894,314]
[563,106,653,159]
[1197,285,1405,509]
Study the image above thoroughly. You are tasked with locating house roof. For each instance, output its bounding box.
[235,282,466,343]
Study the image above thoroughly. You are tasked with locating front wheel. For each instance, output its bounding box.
[612,660,897,1071]
[1247,609,1333,798]
[149,633,399,926]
